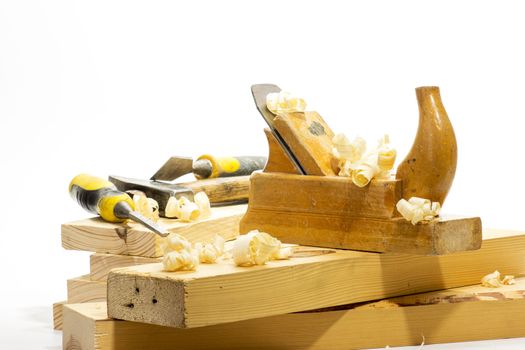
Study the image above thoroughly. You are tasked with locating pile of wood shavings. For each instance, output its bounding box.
[481,270,516,288]
[332,134,397,187]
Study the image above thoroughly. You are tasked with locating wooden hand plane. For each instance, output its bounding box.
[240,84,482,255]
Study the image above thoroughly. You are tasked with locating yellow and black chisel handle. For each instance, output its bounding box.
[68,174,169,237]
[194,155,267,179]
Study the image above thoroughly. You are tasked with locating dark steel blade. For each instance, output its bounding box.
[127,211,170,237]
[250,84,306,175]
[150,156,194,181]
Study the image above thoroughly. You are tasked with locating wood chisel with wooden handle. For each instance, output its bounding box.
[108,175,251,217]
[151,155,267,181]
[69,174,170,237]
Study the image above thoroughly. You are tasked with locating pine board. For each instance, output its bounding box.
[53,301,66,331]
[68,275,107,303]
[90,253,161,281]
[107,228,525,328]
[65,278,525,350]
[62,204,246,257]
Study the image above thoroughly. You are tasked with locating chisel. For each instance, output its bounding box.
[69,174,170,237]
[108,175,250,216]
[151,155,267,181]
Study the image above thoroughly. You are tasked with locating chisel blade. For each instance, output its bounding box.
[127,211,170,237]
[150,156,194,181]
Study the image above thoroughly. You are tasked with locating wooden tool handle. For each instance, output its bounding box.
[396,86,457,205]
[180,175,251,203]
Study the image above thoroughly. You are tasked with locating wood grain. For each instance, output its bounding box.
[181,176,251,203]
[240,172,481,255]
[273,111,336,175]
[62,204,246,257]
[262,128,300,174]
[67,275,107,303]
[242,210,481,255]
[65,279,525,350]
[396,86,457,205]
[107,228,525,328]
[246,171,402,218]
[90,253,161,281]
[53,301,66,331]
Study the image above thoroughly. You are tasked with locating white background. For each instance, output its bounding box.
[1,0,525,348]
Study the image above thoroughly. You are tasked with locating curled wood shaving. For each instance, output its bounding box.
[332,134,366,163]
[195,235,225,264]
[165,196,178,218]
[332,133,397,186]
[175,197,200,221]
[163,250,199,272]
[162,234,192,253]
[481,270,516,288]
[351,154,380,188]
[161,230,292,271]
[266,91,307,115]
[396,197,441,225]
[165,196,200,221]
[377,134,397,178]
[131,193,159,222]
[161,234,198,272]
[194,192,212,219]
[161,233,227,271]
[165,192,211,221]
[232,230,294,267]
[274,246,294,260]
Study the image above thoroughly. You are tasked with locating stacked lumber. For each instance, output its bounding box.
[53,204,247,330]
[106,229,525,328]
[56,223,525,347]
[64,278,525,350]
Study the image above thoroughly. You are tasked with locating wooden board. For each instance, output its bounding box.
[240,172,481,255]
[62,204,246,257]
[53,301,66,331]
[68,275,107,303]
[107,228,525,328]
[65,279,525,350]
[90,253,161,281]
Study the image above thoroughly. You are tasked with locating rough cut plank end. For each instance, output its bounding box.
[433,216,482,254]
[67,275,107,303]
[107,268,187,328]
[53,301,66,331]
